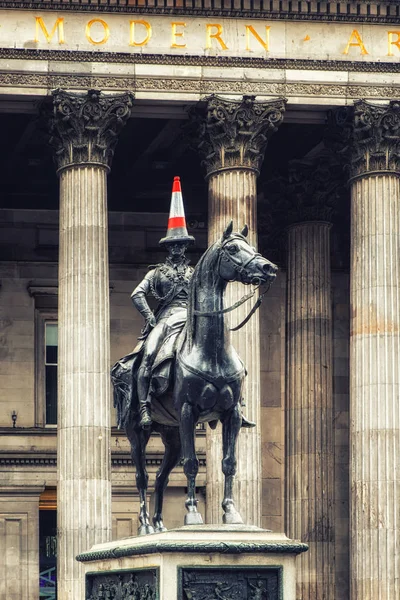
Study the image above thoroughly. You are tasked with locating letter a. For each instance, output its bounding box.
[343,29,368,55]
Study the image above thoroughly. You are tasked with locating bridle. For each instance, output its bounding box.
[193,235,273,331]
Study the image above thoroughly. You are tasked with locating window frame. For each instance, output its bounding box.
[35,310,58,428]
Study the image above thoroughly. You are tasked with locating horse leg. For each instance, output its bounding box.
[126,421,154,535]
[221,404,244,524]
[152,426,182,532]
[180,402,203,525]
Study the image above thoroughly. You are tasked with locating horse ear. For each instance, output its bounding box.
[223,221,233,239]
[241,224,249,237]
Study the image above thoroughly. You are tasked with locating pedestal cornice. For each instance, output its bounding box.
[46,89,134,173]
[191,95,286,178]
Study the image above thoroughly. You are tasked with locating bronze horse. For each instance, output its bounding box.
[112,223,277,534]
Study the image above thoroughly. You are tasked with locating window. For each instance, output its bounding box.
[44,323,58,425]
[29,284,58,427]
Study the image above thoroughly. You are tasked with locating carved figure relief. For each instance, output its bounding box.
[87,571,157,600]
[181,568,279,600]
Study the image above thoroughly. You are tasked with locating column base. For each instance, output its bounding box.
[77,525,308,599]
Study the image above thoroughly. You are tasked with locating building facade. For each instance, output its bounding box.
[0,1,399,599]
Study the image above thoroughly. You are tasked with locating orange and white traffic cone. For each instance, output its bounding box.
[159,176,195,245]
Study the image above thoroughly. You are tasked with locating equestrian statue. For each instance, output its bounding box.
[111,177,278,534]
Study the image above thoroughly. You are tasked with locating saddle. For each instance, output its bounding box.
[111,313,185,429]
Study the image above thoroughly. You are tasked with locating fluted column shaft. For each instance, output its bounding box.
[191,95,286,526]
[347,100,400,600]
[46,89,133,599]
[207,168,260,526]
[350,175,400,599]
[58,164,111,599]
[286,222,334,600]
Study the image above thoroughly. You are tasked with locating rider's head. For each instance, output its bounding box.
[164,240,189,262]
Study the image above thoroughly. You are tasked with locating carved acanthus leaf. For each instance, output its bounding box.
[191,95,286,176]
[46,89,134,171]
[350,99,400,178]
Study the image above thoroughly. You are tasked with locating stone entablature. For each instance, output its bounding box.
[0,0,399,24]
[2,10,400,63]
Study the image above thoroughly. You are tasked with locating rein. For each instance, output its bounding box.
[193,238,272,331]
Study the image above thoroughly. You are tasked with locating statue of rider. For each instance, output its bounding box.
[132,176,255,430]
[132,176,194,428]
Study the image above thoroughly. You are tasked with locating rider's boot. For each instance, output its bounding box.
[241,414,256,428]
[137,366,152,429]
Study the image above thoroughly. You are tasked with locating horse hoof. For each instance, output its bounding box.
[154,524,168,533]
[184,512,204,526]
[223,512,244,525]
[138,524,155,536]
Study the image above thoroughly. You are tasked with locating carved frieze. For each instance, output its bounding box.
[190,95,286,177]
[45,89,134,171]
[87,570,157,600]
[180,567,280,600]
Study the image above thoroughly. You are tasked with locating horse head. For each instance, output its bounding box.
[218,221,278,286]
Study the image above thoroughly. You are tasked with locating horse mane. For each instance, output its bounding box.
[186,238,221,351]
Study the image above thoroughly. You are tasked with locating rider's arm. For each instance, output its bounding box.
[131,270,156,326]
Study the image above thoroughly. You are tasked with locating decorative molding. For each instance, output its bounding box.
[0,1,399,24]
[77,539,309,562]
[44,89,134,172]
[1,48,400,74]
[0,453,206,468]
[27,284,58,297]
[0,484,46,495]
[1,71,399,102]
[190,95,286,176]
[350,99,400,178]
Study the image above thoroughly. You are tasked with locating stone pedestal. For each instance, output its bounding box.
[47,89,133,599]
[193,95,286,526]
[348,100,400,600]
[77,525,308,599]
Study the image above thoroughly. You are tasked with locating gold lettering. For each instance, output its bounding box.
[85,19,110,46]
[171,22,186,48]
[343,29,368,55]
[245,25,270,51]
[34,17,65,44]
[388,31,400,56]
[129,20,152,47]
[206,24,228,50]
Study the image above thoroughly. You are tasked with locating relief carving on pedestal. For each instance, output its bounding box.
[87,570,157,600]
[180,568,280,600]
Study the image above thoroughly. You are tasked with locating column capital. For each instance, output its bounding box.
[191,95,286,178]
[47,89,134,173]
[326,101,400,181]
[285,154,344,224]
[350,100,400,180]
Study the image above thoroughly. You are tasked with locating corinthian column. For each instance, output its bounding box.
[193,95,286,526]
[284,158,336,599]
[348,100,400,600]
[48,89,133,599]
